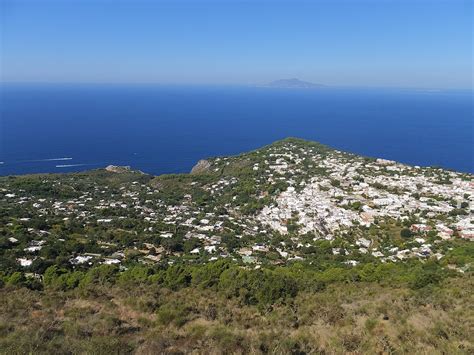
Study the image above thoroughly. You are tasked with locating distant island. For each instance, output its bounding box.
[261,78,325,88]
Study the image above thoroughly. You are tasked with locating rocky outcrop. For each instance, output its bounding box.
[191,159,211,174]
[105,165,132,173]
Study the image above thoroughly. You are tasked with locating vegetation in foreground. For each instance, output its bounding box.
[0,259,473,354]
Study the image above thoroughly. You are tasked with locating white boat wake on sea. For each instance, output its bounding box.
[31,157,73,162]
[55,164,86,168]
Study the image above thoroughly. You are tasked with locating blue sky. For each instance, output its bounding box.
[1,0,472,88]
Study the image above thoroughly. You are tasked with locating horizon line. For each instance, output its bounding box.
[0,81,471,91]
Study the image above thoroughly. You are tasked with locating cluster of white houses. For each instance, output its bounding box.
[256,144,473,241]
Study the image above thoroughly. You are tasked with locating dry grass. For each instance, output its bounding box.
[0,277,472,354]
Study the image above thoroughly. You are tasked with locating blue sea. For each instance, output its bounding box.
[0,84,472,176]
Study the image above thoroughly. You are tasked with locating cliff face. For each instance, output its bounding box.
[105,165,132,173]
[190,159,211,174]
[105,165,146,175]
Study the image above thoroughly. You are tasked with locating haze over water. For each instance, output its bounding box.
[0,84,472,176]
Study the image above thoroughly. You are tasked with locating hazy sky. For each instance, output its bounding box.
[1,0,472,88]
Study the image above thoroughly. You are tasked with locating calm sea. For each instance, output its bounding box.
[0,84,472,176]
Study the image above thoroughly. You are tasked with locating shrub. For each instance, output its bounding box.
[79,264,118,288]
[6,272,24,286]
[218,267,298,307]
[162,265,191,290]
[410,262,445,289]
[117,265,152,285]
[191,259,232,288]
[43,265,85,290]
[400,228,412,238]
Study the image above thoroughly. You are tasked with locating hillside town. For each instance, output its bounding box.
[1,138,472,275]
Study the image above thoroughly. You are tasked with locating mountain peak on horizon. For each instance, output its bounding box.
[263,78,325,88]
